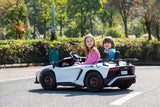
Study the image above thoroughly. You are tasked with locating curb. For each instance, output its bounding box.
[0,63,48,68]
[132,62,160,66]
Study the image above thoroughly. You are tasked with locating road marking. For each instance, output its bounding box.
[110,92,143,105]
[0,76,35,83]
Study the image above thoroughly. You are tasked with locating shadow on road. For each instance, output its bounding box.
[29,87,133,97]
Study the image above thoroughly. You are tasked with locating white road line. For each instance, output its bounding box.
[110,92,143,105]
[0,76,35,83]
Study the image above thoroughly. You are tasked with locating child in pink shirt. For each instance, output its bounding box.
[75,34,100,65]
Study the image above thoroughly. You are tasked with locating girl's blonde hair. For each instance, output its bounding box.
[84,34,100,58]
[103,37,115,49]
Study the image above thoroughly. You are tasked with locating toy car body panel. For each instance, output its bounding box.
[35,51,137,92]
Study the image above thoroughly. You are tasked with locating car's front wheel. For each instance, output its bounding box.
[85,72,103,92]
[40,71,57,90]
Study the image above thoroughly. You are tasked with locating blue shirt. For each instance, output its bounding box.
[104,48,115,60]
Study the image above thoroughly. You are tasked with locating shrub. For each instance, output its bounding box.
[104,27,122,38]
[0,38,160,64]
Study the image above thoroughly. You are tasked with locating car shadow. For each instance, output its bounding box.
[29,86,133,97]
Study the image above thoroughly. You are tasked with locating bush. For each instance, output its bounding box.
[114,38,160,62]
[104,27,122,38]
[6,27,16,39]
[0,38,160,64]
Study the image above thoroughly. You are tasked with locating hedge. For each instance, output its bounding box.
[0,38,160,64]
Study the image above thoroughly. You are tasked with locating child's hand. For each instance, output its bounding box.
[74,62,81,65]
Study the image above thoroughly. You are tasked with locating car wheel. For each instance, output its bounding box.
[40,71,57,90]
[117,79,133,90]
[85,72,103,92]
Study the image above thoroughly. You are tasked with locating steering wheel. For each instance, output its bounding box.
[69,51,81,62]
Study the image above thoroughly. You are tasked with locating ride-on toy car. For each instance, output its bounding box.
[35,51,138,92]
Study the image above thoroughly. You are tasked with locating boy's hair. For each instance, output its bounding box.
[103,37,115,49]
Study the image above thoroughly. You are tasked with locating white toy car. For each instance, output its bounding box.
[35,51,137,92]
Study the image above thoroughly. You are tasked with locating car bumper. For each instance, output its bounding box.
[104,75,136,86]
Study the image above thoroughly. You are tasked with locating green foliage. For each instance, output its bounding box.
[0,40,49,64]
[1,0,160,41]
[0,38,160,64]
[6,27,16,39]
[104,27,122,38]
[4,4,28,39]
[67,0,102,36]
[64,22,80,38]
[54,0,67,36]
[114,38,160,62]
[128,19,144,37]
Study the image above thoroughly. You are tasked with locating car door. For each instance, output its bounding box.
[54,65,82,83]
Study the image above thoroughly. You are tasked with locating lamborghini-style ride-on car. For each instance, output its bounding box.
[35,51,138,92]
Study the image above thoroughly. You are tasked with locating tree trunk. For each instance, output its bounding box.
[156,23,159,41]
[33,1,36,39]
[109,11,113,27]
[33,20,36,39]
[124,19,128,38]
[145,22,152,40]
[90,17,93,34]
[81,26,85,37]
[81,15,85,37]
[60,15,62,36]
[44,23,46,39]
[80,5,85,37]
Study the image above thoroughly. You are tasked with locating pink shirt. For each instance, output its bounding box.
[81,49,100,65]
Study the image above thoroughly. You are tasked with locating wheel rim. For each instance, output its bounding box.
[89,77,100,88]
[44,76,53,86]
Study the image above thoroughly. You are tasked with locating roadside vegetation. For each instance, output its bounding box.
[0,0,160,64]
[0,37,160,64]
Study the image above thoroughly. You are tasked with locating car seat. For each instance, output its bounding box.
[114,51,121,60]
[103,51,121,61]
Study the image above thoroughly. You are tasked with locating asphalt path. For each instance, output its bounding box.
[0,66,160,107]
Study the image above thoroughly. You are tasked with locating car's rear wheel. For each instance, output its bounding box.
[40,71,57,90]
[85,72,103,92]
[117,79,133,89]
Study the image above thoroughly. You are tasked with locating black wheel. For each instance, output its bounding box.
[85,72,103,92]
[40,71,57,90]
[117,79,133,90]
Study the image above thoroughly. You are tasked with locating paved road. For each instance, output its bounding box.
[0,66,160,107]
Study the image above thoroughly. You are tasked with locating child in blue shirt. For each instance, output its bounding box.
[103,37,115,60]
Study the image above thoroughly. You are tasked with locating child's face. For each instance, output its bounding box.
[86,37,94,49]
[104,42,112,51]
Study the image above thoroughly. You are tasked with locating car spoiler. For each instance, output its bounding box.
[113,58,139,65]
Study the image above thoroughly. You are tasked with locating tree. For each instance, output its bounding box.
[27,0,41,39]
[37,3,51,39]
[54,0,67,37]
[153,0,160,41]
[107,0,136,38]
[5,4,28,39]
[98,1,118,38]
[67,0,102,37]
[98,8,109,37]
[0,0,24,26]
[134,0,156,40]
